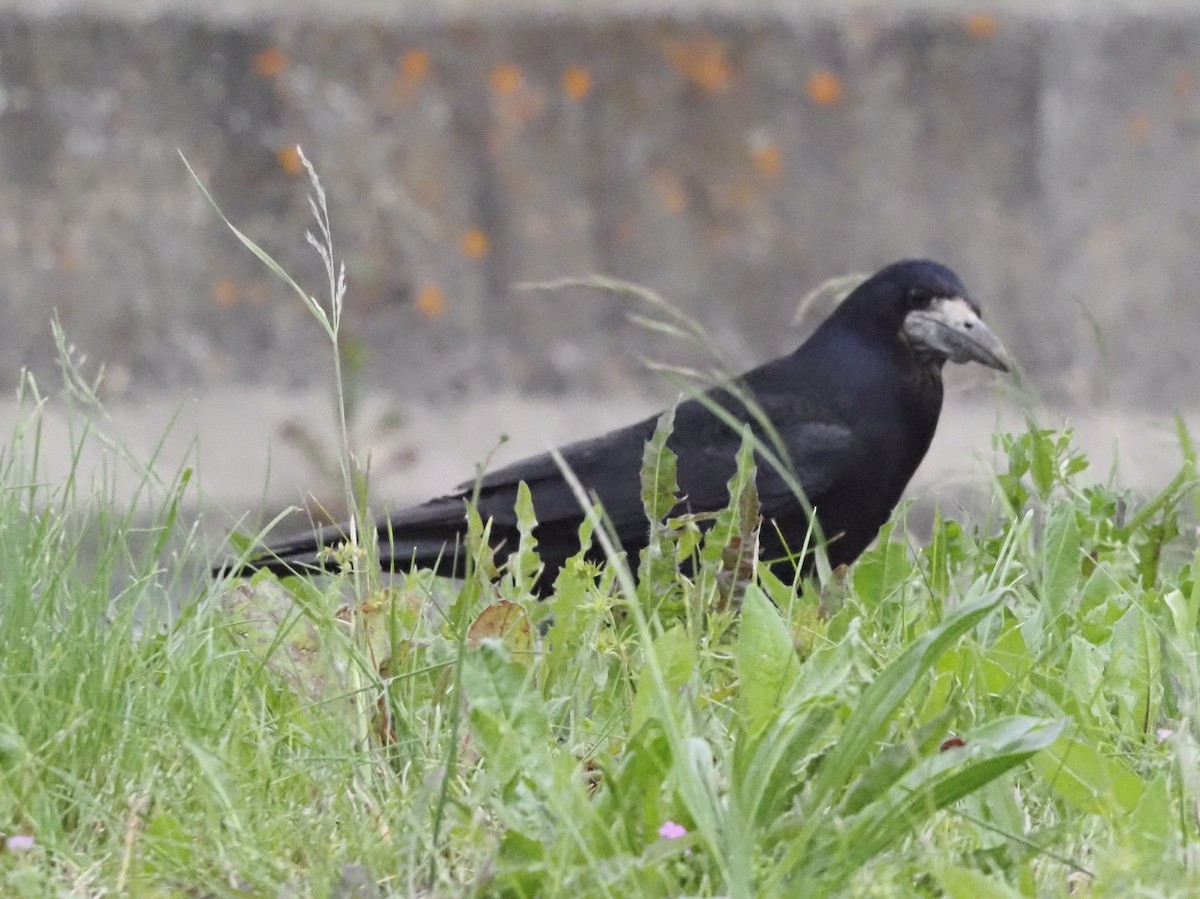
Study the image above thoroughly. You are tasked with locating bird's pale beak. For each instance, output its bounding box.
[903,296,1011,372]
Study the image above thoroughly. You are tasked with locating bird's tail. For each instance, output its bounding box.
[212,496,475,581]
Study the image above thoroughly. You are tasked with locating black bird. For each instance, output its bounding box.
[221,260,1010,592]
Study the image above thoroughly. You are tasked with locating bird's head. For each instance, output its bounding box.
[837,259,1011,373]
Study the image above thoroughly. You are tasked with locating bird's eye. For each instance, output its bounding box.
[906,287,928,309]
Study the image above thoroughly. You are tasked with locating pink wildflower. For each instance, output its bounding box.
[658,820,687,840]
[5,835,34,852]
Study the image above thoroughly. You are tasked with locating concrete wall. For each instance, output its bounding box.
[0,1,1196,522]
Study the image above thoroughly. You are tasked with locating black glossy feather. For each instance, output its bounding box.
[219,259,1002,592]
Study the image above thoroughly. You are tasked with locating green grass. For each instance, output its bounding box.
[4,364,1198,898]
[2,158,1198,897]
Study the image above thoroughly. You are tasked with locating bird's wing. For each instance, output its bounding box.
[680,407,858,513]
[758,413,860,508]
[666,393,859,567]
[447,418,657,530]
[407,384,860,564]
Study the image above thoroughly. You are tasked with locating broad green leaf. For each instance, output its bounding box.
[1064,636,1111,730]
[0,724,26,770]
[701,426,756,562]
[499,828,546,864]
[632,624,694,732]
[700,427,761,585]
[460,505,497,619]
[504,481,541,595]
[1078,563,1121,617]
[143,811,194,872]
[802,591,1003,815]
[925,510,966,599]
[544,556,594,692]
[1165,568,1200,661]
[1029,426,1056,500]
[1111,603,1160,739]
[980,620,1031,696]
[1127,773,1172,860]
[463,642,550,785]
[601,723,674,845]
[839,711,953,816]
[852,520,912,608]
[735,584,799,733]
[1031,734,1144,816]
[676,735,753,891]
[758,562,799,610]
[464,503,493,577]
[1041,502,1081,616]
[934,864,1024,899]
[640,406,678,524]
[638,407,680,595]
[845,718,1064,858]
[789,716,1063,891]
[915,669,957,724]
[733,701,836,828]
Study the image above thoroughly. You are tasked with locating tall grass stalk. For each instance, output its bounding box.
[182,148,375,752]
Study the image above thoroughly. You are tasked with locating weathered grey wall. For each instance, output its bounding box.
[0,1,1196,521]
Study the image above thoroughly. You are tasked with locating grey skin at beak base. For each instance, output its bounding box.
[903,296,1012,372]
